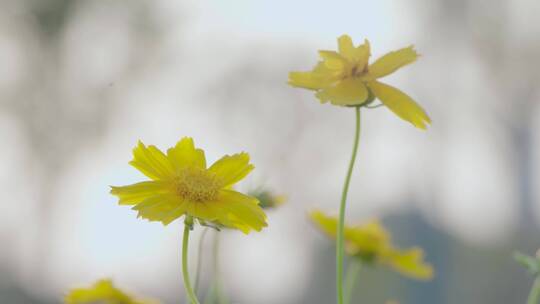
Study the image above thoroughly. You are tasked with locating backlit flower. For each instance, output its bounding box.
[289,34,431,129]
[64,279,159,304]
[310,210,433,280]
[111,138,267,233]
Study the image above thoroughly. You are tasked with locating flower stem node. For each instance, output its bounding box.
[185,215,194,230]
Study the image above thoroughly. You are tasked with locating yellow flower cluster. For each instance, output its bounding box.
[66,33,435,304]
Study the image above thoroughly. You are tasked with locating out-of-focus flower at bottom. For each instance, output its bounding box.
[64,279,160,304]
[310,210,434,280]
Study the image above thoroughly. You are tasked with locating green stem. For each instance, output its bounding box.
[344,261,362,304]
[212,232,229,304]
[203,283,217,304]
[194,227,210,296]
[182,217,201,304]
[203,231,229,304]
[528,277,540,304]
[337,107,361,304]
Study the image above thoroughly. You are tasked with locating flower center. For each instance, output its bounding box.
[173,168,222,202]
[350,63,368,78]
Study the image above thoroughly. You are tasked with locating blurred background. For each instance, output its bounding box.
[1,0,540,303]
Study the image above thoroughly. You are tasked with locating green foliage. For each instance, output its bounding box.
[514,251,540,276]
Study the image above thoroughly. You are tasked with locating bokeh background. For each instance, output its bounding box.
[1,0,540,303]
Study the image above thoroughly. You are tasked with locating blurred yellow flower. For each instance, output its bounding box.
[310,210,433,280]
[64,279,159,304]
[111,137,267,233]
[288,34,430,129]
[248,188,286,209]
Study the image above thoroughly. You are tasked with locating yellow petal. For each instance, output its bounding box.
[367,80,431,129]
[65,279,131,304]
[167,137,206,171]
[160,204,189,225]
[310,211,392,257]
[337,35,371,66]
[64,279,159,304]
[310,210,374,242]
[129,141,175,180]
[345,219,390,254]
[319,50,347,70]
[288,71,336,90]
[338,35,355,60]
[316,78,369,106]
[383,247,434,280]
[110,181,170,205]
[222,217,253,234]
[367,45,419,79]
[208,152,254,187]
[184,201,221,223]
[213,190,267,233]
[355,39,371,67]
[309,210,338,237]
[132,194,186,225]
[350,39,370,67]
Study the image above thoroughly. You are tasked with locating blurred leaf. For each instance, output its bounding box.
[514,251,540,276]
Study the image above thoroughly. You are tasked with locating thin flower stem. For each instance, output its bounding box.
[337,107,361,304]
[194,227,210,295]
[203,283,217,304]
[528,277,540,304]
[344,261,362,304]
[182,217,201,304]
[203,231,229,304]
[213,232,229,304]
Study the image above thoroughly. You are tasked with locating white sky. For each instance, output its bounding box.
[1,0,538,302]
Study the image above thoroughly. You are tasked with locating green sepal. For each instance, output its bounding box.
[198,219,222,231]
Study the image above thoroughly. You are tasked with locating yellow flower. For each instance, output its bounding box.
[248,188,286,209]
[310,210,434,280]
[288,34,431,129]
[64,279,159,304]
[111,138,267,233]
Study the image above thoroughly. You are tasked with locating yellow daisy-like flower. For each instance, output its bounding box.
[310,210,434,280]
[64,279,159,304]
[110,138,267,233]
[289,34,431,129]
